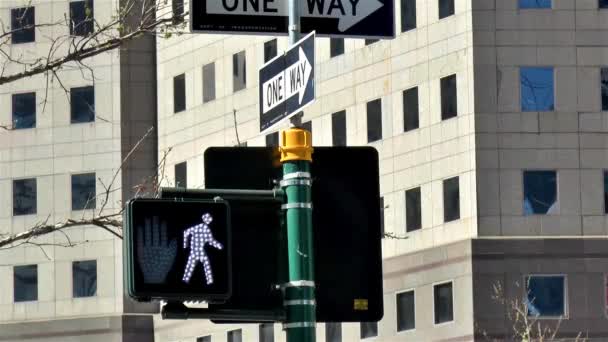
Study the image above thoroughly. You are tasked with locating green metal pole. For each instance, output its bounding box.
[280,129,316,342]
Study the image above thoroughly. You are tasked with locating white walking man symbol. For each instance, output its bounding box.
[182,213,223,284]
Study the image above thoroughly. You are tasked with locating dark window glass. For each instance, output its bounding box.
[601,0,608,8]
[360,322,378,339]
[330,38,344,58]
[365,39,379,46]
[601,68,608,111]
[441,74,457,120]
[259,323,274,342]
[519,0,551,8]
[526,276,566,317]
[520,67,554,112]
[266,132,279,147]
[73,260,96,298]
[443,177,460,222]
[406,187,422,232]
[203,63,216,103]
[71,86,95,123]
[233,51,247,92]
[227,329,242,342]
[380,197,385,237]
[367,99,382,143]
[604,171,608,214]
[175,162,187,188]
[332,110,346,146]
[397,290,415,331]
[173,0,184,22]
[523,170,557,215]
[11,7,35,44]
[401,0,416,32]
[173,74,186,113]
[72,173,96,210]
[403,87,419,132]
[439,0,454,19]
[302,120,312,133]
[264,39,277,63]
[12,92,36,129]
[13,178,36,216]
[70,0,94,36]
[196,337,211,342]
[14,265,37,302]
[434,282,453,324]
[325,323,342,342]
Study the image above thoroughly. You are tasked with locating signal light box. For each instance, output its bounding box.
[124,198,232,302]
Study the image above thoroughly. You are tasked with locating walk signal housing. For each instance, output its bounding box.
[124,198,232,302]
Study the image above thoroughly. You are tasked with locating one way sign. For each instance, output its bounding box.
[191,0,394,39]
[259,32,315,133]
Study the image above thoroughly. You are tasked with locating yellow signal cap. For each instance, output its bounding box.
[280,127,313,162]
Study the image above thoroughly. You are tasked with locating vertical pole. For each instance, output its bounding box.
[280,128,315,342]
[288,0,303,126]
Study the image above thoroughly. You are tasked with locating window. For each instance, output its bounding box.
[233,51,247,92]
[519,0,551,8]
[520,67,554,112]
[12,92,36,129]
[325,323,342,342]
[266,132,279,147]
[73,260,96,298]
[330,38,344,58]
[441,74,457,120]
[439,0,454,19]
[259,323,274,342]
[264,39,277,63]
[523,170,558,215]
[401,0,416,32]
[196,337,211,342]
[380,197,385,237]
[203,63,216,103]
[11,7,35,44]
[71,86,95,123]
[14,265,37,302]
[360,322,378,339]
[173,0,184,22]
[526,275,566,317]
[601,0,608,8]
[302,120,312,133]
[13,178,36,216]
[604,171,608,214]
[403,87,419,132]
[72,173,96,210]
[406,187,421,232]
[434,282,454,324]
[173,74,186,113]
[397,290,415,331]
[443,177,460,222]
[365,39,379,46]
[367,99,382,143]
[175,162,187,188]
[601,68,608,111]
[227,329,242,342]
[332,110,346,146]
[70,0,94,36]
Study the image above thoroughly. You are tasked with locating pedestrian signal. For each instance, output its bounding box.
[124,198,231,302]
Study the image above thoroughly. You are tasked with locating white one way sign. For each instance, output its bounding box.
[259,32,315,133]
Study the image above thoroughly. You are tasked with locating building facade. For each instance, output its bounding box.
[2,0,608,341]
[0,0,158,341]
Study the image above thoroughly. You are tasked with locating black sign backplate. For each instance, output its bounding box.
[191,0,395,39]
